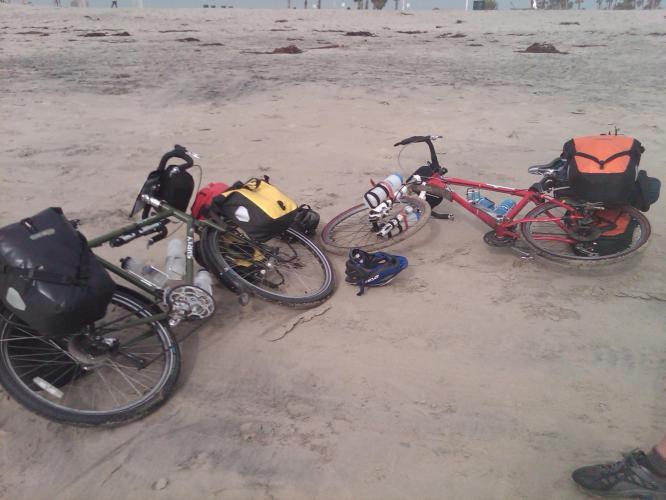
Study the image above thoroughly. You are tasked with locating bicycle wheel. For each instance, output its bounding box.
[201,227,335,307]
[0,287,180,427]
[321,195,432,256]
[520,202,651,263]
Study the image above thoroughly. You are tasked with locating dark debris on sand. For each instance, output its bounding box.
[396,30,427,35]
[200,42,224,46]
[80,32,107,37]
[560,21,580,25]
[272,44,303,54]
[17,31,49,35]
[344,31,376,37]
[243,44,309,55]
[520,42,567,54]
[177,37,200,42]
[112,31,131,36]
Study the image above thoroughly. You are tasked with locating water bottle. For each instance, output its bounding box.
[164,239,186,280]
[378,205,420,238]
[121,257,169,288]
[466,188,495,211]
[193,269,214,296]
[363,173,404,208]
[494,198,516,218]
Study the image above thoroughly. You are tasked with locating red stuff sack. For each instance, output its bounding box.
[191,182,229,220]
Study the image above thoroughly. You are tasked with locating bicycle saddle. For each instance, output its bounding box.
[528,158,567,175]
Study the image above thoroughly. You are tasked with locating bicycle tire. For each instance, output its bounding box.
[201,227,335,307]
[320,195,432,256]
[520,202,651,264]
[0,287,180,427]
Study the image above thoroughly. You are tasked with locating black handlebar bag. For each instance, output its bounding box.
[0,208,115,338]
[562,135,643,204]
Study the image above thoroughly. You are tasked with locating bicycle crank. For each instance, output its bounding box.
[483,230,516,247]
[166,285,216,327]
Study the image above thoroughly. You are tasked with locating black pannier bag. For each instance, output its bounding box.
[573,208,638,257]
[0,208,115,338]
[630,170,661,212]
[407,164,443,208]
[562,135,643,204]
[212,178,298,242]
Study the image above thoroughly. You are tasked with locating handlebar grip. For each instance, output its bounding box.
[157,144,194,171]
[394,136,428,147]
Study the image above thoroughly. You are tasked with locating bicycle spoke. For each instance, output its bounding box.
[0,290,176,419]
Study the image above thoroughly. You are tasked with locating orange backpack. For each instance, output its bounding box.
[562,135,643,204]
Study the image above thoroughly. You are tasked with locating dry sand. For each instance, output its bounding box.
[1,5,666,499]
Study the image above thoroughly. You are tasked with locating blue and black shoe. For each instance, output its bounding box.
[345,248,408,296]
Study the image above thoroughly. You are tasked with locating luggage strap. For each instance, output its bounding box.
[0,232,92,286]
[0,265,87,285]
[574,150,633,170]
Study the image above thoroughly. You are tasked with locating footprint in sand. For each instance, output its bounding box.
[521,302,580,321]
[177,451,214,471]
[286,400,315,419]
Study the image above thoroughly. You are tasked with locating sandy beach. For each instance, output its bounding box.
[1,5,665,499]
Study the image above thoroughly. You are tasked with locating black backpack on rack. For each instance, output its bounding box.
[561,135,643,205]
[0,208,115,338]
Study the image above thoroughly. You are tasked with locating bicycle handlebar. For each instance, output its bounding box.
[394,134,446,174]
[157,144,195,172]
[393,135,442,147]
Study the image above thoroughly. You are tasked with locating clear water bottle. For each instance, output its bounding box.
[193,269,214,296]
[121,257,169,288]
[494,198,516,218]
[363,173,404,208]
[466,188,495,211]
[164,239,186,280]
[378,205,420,238]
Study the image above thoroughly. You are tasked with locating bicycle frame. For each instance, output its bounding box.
[423,175,585,242]
[86,203,225,329]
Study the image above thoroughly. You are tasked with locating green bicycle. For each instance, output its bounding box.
[0,145,335,426]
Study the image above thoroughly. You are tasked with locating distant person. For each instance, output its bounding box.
[54,0,61,5]
[111,0,117,6]
[572,435,666,497]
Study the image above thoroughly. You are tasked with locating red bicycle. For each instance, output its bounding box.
[321,135,651,263]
